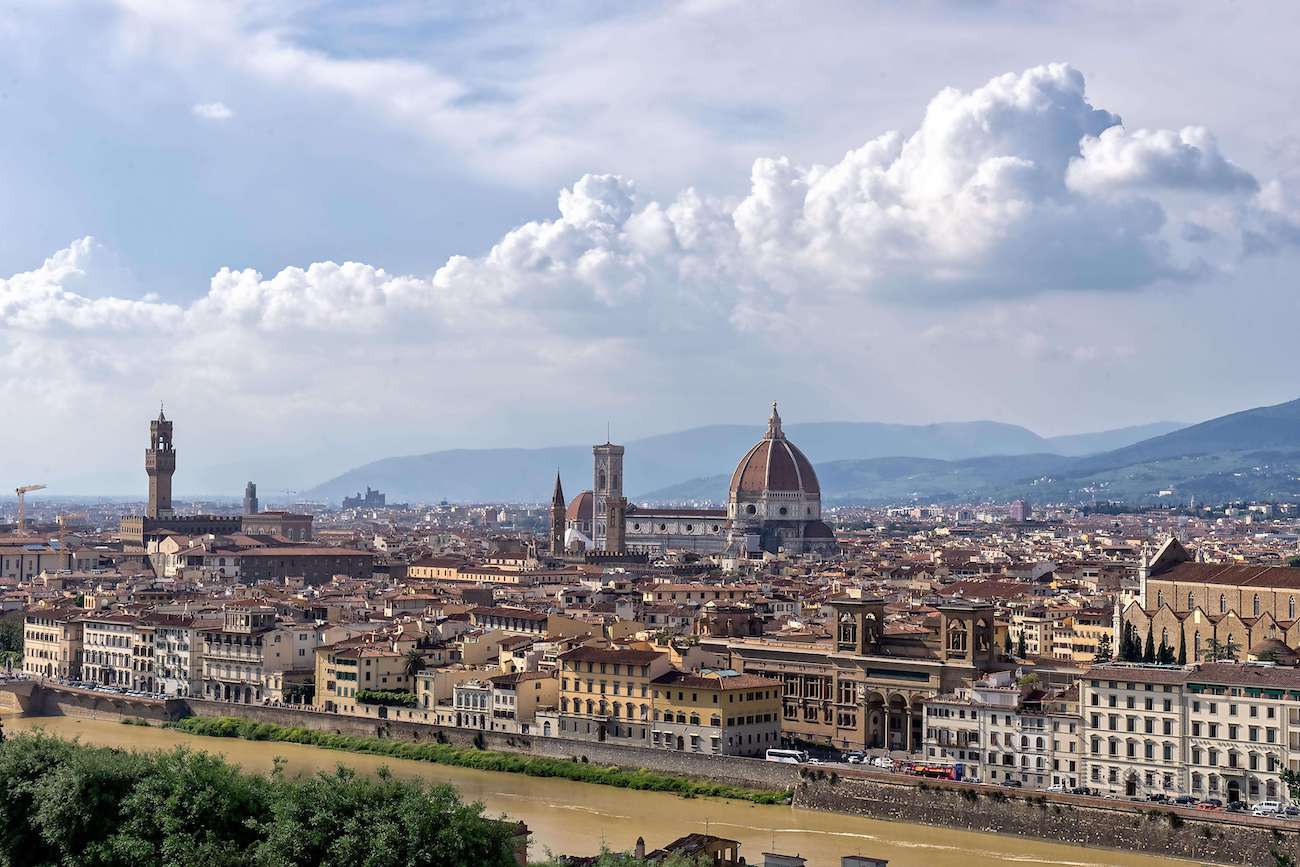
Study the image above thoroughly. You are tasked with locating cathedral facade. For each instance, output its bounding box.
[554,404,838,558]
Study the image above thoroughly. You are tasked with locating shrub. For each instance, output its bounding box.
[354,689,418,708]
[170,716,790,805]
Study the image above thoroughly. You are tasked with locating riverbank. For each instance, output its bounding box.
[171,716,790,805]
[3,715,1208,867]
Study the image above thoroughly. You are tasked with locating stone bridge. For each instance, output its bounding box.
[0,679,187,722]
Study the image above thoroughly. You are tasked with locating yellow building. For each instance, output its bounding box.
[556,646,670,744]
[650,670,782,756]
[315,635,451,714]
[22,606,83,679]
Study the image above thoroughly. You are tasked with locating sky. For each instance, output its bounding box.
[2,0,1300,496]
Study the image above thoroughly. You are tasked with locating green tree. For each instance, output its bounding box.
[1177,629,1187,665]
[1143,626,1155,663]
[403,649,426,681]
[0,616,23,656]
[1222,635,1240,661]
[1016,630,1027,659]
[1003,630,1013,656]
[1094,633,1113,663]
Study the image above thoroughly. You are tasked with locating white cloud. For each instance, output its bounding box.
[1068,126,1257,194]
[3,61,1297,490]
[191,100,234,121]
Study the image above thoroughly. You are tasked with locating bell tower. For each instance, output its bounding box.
[145,405,176,518]
[592,440,624,551]
[550,472,566,556]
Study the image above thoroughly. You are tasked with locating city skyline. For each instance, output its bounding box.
[3,2,1299,491]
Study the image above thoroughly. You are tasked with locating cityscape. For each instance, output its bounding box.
[4,3,1300,867]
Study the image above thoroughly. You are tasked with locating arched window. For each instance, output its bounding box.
[1290,597,1296,621]
[1157,591,1164,608]
[1219,594,1227,614]
[1194,631,1202,659]
[1253,594,1261,617]
[1187,591,1195,610]
[1161,627,1169,648]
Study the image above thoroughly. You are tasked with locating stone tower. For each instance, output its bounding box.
[592,440,624,551]
[550,472,566,556]
[145,406,176,518]
[243,481,259,515]
[606,494,627,554]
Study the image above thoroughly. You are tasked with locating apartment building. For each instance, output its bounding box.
[150,612,221,697]
[923,673,1081,787]
[555,646,670,744]
[198,605,321,704]
[649,670,782,756]
[80,612,139,686]
[22,607,83,679]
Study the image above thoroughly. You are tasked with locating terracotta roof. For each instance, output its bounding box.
[566,491,593,522]
[652,670,781,690]
[729,437,820,497]
[559,646,665,665]
[1151,561,1300,589]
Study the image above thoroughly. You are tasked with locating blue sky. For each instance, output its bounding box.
[2,1,1299,495]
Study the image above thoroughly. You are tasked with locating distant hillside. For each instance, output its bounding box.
[1044,421,1184,456]
[637,399,1300,506]
[307,415,1194,505]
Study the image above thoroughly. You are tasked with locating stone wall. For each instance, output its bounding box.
[795,774,1300,866]
[181,699,799,791]
[21,684,187,723]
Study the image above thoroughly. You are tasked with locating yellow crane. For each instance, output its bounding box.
[15,484,47,535]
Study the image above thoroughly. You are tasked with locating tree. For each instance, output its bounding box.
[1143,626,1155,663]
[1156,640,1175,666]
[1003,630,1013,657]
[1177,629,1187,665]
[1017,629,1027,659]
[1288,555,1300,568]
[1094,633,1113,663]
[1222,635,1240,662]
[403,649,426,682]
[0,616,22,657]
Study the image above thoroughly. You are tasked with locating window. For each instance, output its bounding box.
[1219,594,1227,614]
[1187,591,1196,610]
[1253,594,1261,617]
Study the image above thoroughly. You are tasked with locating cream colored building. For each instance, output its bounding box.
[649,670,782,756]
[22,607,83,679]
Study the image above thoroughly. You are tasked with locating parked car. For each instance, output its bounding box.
[1045,784,1066,793]
[1002,779,1023,788]
[1226,801,1248,813]
[1068,786,1093,796]
[1173,795,1197,806]
[1146,793,1168,802]
[845,752,865,765]
[1195,803,1222,813]
[1251,801,1283,817]
[1282,806,1300,818]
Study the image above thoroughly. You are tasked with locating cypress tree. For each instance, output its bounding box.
[1143,625,1155,663]
[1177,629,1187,665]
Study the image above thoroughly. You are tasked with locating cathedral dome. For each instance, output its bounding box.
[566,491,593,522]
[728,403,820,498]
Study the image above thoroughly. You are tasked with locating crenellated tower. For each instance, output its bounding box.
[145,405,176,518]
[592,440,624,551]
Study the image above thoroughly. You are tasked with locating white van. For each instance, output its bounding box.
[1251,801,1283,816]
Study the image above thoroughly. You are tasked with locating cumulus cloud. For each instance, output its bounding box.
[1068,126,1257,194]
[3,63,1295,484]
[191,101,234,121]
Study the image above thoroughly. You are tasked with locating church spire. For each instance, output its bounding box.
[767,401,784,439]
[551,471,565,507]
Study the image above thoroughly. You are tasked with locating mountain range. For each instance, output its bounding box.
[642,399,1300,506]
[306,416,1194,505]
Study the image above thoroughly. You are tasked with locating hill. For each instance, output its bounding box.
[307,416,1189,505]
[640,399,1300,506]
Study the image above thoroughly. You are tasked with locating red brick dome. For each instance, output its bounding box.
[728,403,820,497]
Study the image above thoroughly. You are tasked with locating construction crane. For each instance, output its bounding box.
[15,484,47,535]
[55,512,86,549]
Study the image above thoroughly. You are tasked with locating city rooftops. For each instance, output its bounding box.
[558,646,665,665]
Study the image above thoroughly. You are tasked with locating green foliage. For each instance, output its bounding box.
[402,649,426,681]
[0,616,22,657]
[1287,555,1300,568]
[1094,632,1112,663]
[1143,626,1155,663]
[172,717,790,805]
[0,732,517,867]
[354,689,418,708]
[532,850,706,867]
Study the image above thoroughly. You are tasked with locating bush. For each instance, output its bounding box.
[171,717,790,805]
[354,690,418,708]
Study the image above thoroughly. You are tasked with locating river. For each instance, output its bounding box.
[3,715,1209,867]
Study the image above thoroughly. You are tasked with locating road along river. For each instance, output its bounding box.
[4,715,1212,867]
